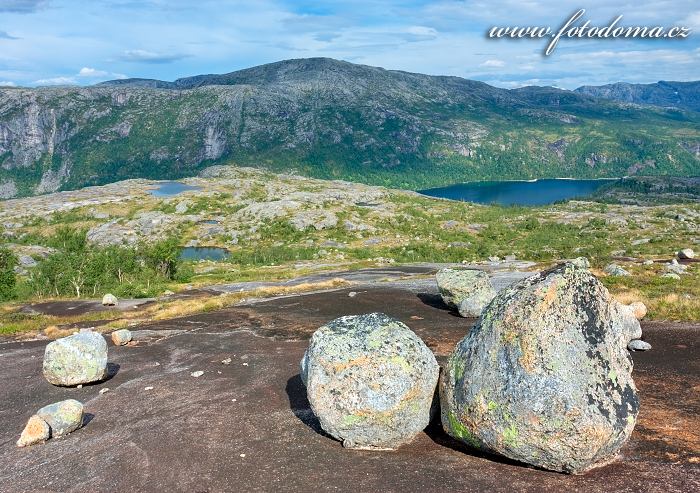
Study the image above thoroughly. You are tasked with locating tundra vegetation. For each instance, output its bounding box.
[0,168,698,335]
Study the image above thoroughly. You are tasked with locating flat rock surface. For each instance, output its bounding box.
[0,285,698,492]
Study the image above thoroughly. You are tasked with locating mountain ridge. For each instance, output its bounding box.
[1,57,698,198]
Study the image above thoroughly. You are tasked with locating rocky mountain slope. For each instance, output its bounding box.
[1,58,699,198]
[576,80,700,112]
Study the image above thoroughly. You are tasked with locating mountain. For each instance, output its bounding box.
[1,58,699,198]
[575,81,700,112]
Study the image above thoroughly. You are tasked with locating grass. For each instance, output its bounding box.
[0,278,350,337]
[2,168,699,334]
[602,267,700,321]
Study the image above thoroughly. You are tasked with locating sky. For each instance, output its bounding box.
[0,0,698,89]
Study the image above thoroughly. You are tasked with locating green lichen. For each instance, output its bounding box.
[342,414,366,427]
[387,355,412,372]
[450,355,466,381]
[503,422,519,447]
[487,401,498,412]
[447,411,480,448]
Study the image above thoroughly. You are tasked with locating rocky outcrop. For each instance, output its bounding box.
[440,262,641,474]
[43,331,108,386]
[301,313,439,450]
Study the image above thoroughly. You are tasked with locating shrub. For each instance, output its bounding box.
[0,248,18,301]
[25,229,185,299]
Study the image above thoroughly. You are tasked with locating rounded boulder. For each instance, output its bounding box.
[436,268,496,317]
[43,331,108,386]
[301,313,439,450]
[440,262,641,474]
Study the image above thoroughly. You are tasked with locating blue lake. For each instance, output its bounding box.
[150,181,201,197]
[179,247,230,261]
[419,179,616,206]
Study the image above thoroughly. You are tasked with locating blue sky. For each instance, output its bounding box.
[0,0,698,88]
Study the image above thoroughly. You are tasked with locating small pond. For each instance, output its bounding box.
[179,247,230,262]
[150,181,201,197]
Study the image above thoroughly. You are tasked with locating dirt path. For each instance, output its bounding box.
[0,281,698,492]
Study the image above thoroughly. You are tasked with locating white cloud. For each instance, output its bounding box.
[78,67,108,77]
[0,80,16,86]
[33,76,76,85]
[681,11,700,30]
[481,59,505,67]
[78,67,126,79]
[119,49,189,64]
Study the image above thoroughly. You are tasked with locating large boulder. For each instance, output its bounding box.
[436,268,496,317]
[301,313,439,450]
[43,331,108,386]
[440,262,642,474]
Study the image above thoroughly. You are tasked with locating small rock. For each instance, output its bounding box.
[111,329,132,346]
[36,399,84,437]
[631,238,650,246]
[301,313,438,450]
[99,388,110,394]
[628,340,652,351]
[191,371,204,377]
[629,301,647,320]
[144,386,154,391]
[504,254,517,262]
[642,260,654,266]
[488,256,500,263]
[16,415,50,447]
[43,331,108,386]
[662,272,681,280]
[102,293,118,306]
[604,263,630,276]
[221,358,232,365]
[665,261,688,275]
[436,268,496,318]
[348,291,357,298]
[18,254,38,268]
[677,248,695,260]
[570,257,590,269]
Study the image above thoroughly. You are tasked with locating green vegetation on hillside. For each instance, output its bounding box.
[16,228,191,299]
[0,59,698,197]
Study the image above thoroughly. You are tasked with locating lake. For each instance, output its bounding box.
[179,247,230,261]
[150,181,201,197]
[419,179,616,206]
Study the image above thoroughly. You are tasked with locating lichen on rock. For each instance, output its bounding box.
[43,331,108,386]
[301,313,439,450]
[435,268,496,317]
[440,261,642,474]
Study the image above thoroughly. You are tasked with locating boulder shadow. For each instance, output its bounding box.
[81,412,95,427]
[423,416,543,471]
[416,293,464,318]
[79,363,120,387]
[285,374,332,439]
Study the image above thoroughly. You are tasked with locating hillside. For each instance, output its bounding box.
[575,81,700,112]
[1,58,699,198]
